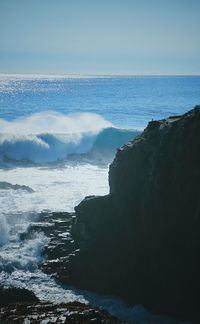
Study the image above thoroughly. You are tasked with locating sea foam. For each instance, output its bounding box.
[0,112,110,163]
[0,111,138,165]
[0,111,112,134]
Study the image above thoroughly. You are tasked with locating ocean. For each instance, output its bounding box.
[0,74,200,322]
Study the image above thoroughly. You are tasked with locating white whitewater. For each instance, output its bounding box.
[0,111,112,163]
[0,111,179,322]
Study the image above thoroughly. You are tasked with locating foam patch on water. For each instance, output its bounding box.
[0,164,109,214]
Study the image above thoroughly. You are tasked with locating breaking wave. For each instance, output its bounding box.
[0,232,49,272]
[0,112,139,165]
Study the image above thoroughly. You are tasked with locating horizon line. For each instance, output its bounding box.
[0,73,200,78]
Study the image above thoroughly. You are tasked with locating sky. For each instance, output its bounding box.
[0,0,200,75]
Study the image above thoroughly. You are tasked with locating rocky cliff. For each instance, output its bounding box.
[67,106,200,321]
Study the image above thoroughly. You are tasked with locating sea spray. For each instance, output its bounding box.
[0,111,112,135]
[0,112,113,164]
[0,232,49,272]
[0,112,138,165]
[0,214,9,246]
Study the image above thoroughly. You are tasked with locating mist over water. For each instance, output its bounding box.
[0,111,112,134]
[0,214,9,246]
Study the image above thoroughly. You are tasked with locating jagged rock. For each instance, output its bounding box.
[20,211,77,279]
[0,300,121,323]
[67,106,200,322]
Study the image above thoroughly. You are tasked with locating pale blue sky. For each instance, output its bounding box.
[0,0,200,75]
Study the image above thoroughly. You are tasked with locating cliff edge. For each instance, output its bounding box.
[67,106,200,321]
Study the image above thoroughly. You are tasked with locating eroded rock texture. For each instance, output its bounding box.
[67,106,200,321]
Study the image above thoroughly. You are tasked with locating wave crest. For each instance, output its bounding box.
[0,112,139,165]
[0,111,112,134]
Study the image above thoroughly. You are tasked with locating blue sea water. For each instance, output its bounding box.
[0,75,200,128]
[0,74,199,322]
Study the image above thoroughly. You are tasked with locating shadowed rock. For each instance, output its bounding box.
[66,106,200,322]
[0,298,121,323]
[0,287,39,306]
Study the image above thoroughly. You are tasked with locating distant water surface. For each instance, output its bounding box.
[0,75,200,129]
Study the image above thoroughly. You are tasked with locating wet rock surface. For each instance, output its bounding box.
[0,181,34,192]
[66,106,200,322]
[20,211,77,280]
[0,300,121,323]
[0,287,39,307]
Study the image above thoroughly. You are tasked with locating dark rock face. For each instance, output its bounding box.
[67,106,200,321]
[0,287,39,306]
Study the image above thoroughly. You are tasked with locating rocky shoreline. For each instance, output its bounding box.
[20,211,77,279]
[0,288,120,323]
[1,213,123,323]
[2,106,200,323]
[65,106,200,322]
